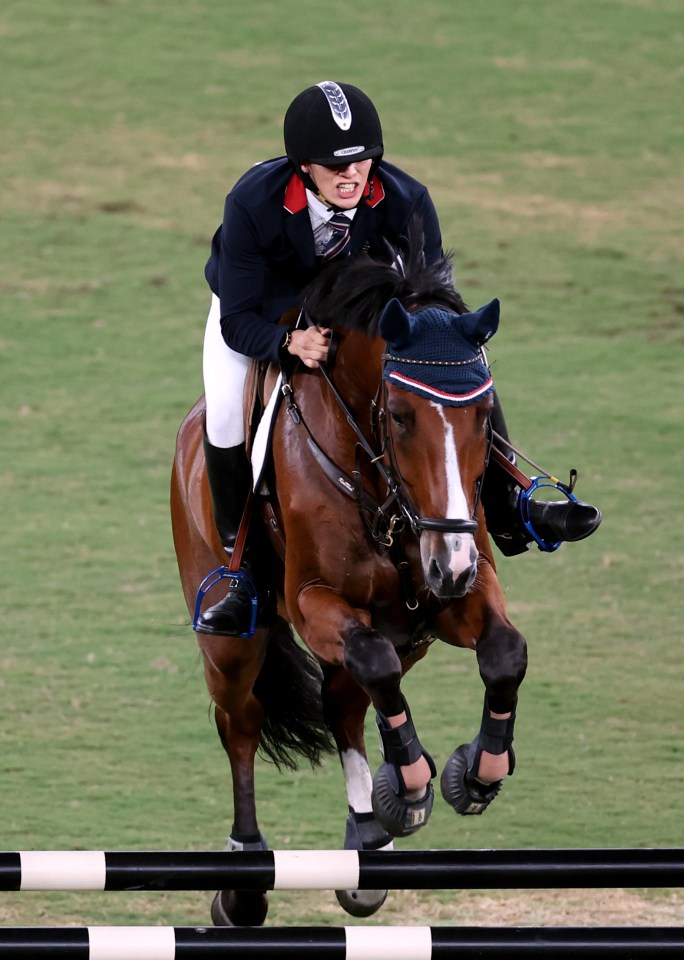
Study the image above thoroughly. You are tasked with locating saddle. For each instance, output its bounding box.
[244,358,280,457]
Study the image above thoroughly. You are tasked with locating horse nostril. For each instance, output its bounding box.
[454,566,475,594]
[428,557,441,582]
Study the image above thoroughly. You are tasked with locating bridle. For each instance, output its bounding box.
[374,376,492,537]
[281,312,491,549]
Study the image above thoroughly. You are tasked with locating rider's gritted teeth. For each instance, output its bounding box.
[300,159,373,210]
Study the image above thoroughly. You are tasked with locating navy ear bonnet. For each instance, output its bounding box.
[379,298,499,407]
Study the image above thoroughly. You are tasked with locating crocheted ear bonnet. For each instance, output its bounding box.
[379,298,499,407]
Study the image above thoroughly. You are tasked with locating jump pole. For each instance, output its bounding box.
[0,926,683,959]
[1,848,683,892]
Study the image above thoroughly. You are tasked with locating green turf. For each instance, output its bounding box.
[1,0,683,927]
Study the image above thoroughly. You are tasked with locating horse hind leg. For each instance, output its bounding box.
[210,700,270,927]
[322,666,392,918]
[206,618,335,926]
[210,828,270,927]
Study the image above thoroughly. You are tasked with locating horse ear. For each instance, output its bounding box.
[459,298,500,345]
[379,298,414,348]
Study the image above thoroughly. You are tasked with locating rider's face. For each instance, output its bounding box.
[301,159,373,209]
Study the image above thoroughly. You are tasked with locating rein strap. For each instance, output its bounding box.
[490,431,578,494]
[489,445,534,491]
[228,490,254,573]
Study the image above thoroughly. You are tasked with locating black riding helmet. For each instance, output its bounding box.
[284,81,384,190]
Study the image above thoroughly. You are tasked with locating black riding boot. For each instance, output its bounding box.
[483,392,602,557]
[196,438,261,636]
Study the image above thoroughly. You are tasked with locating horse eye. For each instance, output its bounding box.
[390,411,406,428]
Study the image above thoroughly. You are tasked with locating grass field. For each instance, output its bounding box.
[1,0,683,929]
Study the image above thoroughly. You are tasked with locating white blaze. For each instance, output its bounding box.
[433,403,469,521]
[432,404,474,578]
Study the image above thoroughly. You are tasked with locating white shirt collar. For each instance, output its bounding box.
[306,189,357,223]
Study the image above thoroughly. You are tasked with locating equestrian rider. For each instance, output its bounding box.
[198,80,602,637]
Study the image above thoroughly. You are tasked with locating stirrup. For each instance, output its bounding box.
[519,475,577,553]
[193,566,258,638]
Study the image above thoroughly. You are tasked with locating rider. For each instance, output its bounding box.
[198,80,602,637]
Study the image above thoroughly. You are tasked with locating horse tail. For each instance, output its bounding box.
[253,617,335,771]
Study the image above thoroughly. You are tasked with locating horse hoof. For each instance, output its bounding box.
[371,763,434,837]
[335,887,388,918]
[210,890,268,927]
[336,810,390,916]
[440,744,501,816]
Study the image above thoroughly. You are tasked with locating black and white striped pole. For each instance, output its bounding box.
[0,926,683,959]
[1,848,683,891]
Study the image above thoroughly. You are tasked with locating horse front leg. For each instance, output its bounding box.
[321,664,392,917]
[198,632,270,927]
[435,561,528,817]
[296,586,435,839]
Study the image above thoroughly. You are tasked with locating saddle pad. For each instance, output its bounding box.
[251,371,283,493]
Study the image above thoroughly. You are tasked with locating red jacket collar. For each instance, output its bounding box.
[283,174,307,213]
[283,173,385,214]
[363,174,386,208]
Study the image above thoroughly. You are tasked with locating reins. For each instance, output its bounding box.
[490,435,577,495]
[280,357,404,550]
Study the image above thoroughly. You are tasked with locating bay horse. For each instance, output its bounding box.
[171,237,527,925]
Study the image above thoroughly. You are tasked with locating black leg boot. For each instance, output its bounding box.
[483,392,602,557]
[196,438,262,636]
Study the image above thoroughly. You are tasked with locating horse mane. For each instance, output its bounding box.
[302,219,468,336]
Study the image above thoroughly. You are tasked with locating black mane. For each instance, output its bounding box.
[302,221,467,336]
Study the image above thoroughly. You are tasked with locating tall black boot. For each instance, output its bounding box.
[196,437,261,636]
[482,392,602,557]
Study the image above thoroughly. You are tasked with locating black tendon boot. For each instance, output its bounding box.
[483,392,602,557]
[196,437,262,636]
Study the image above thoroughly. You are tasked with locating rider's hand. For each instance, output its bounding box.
[287,326,331,369]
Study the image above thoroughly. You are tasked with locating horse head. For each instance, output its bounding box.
[379,297,500,599]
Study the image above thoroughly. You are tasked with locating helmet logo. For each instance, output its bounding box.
[317,81,352,131]
[334,145,365,157]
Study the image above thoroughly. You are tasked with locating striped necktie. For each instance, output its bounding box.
[321,212,351,261]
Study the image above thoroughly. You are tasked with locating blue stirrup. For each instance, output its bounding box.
[518,476,578,553]
[193,567,259,638]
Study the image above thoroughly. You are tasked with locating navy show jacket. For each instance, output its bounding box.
[204,156,443,362]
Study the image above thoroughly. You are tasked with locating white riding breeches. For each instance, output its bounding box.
[202,294,250,448]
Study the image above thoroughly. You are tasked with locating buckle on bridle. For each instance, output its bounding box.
[379,513,404,549]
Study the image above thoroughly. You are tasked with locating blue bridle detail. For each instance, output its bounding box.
[193,567,259,638]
